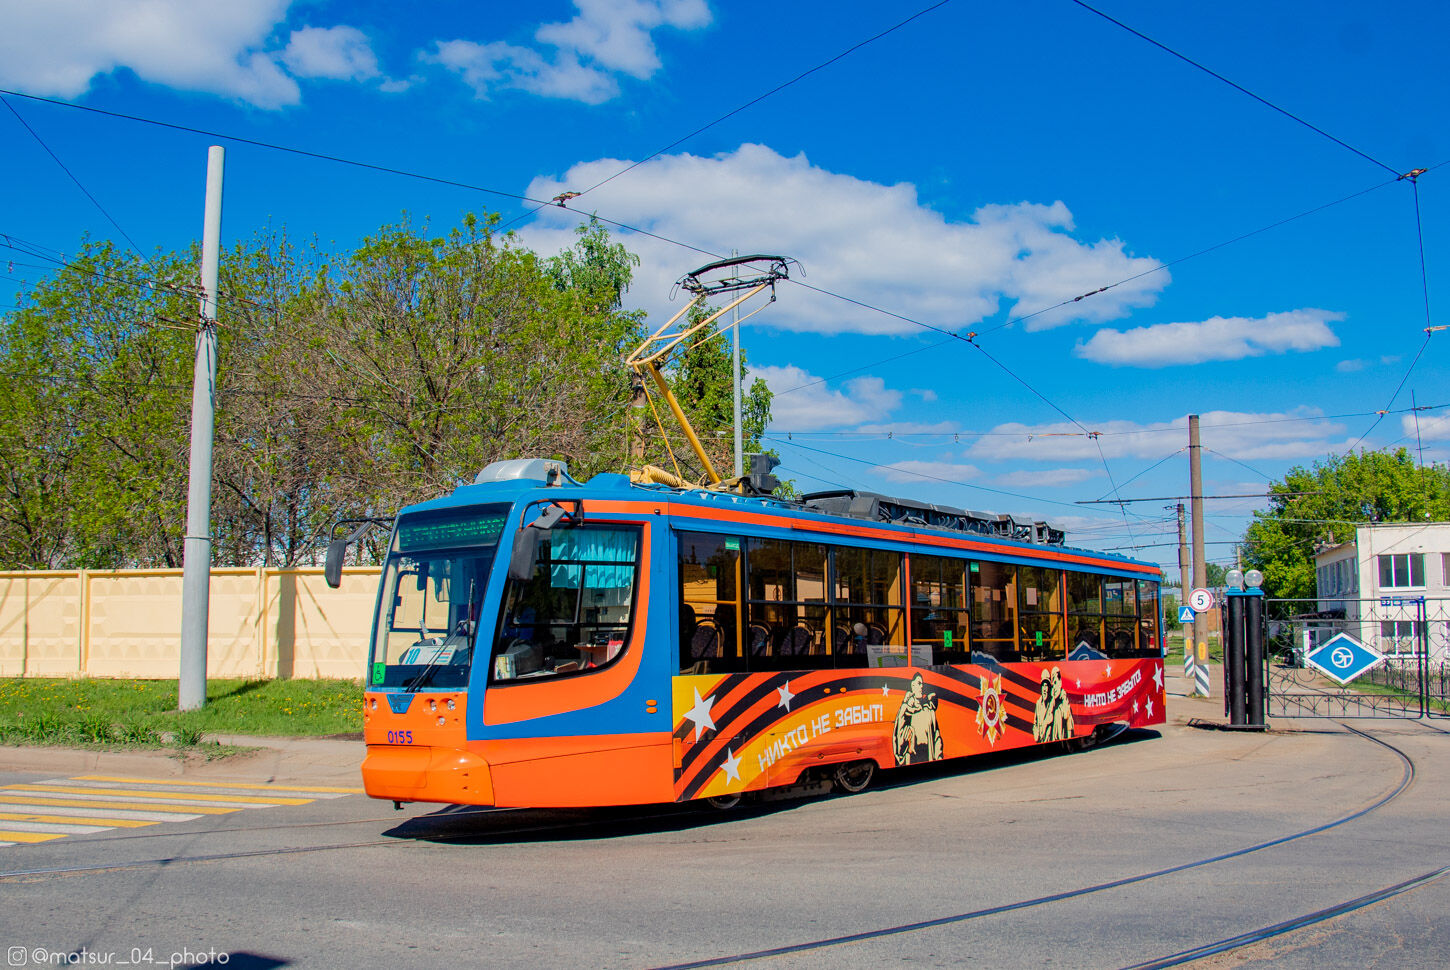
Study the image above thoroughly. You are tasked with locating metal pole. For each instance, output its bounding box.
[731,250,743,479]
[1176,502,1194,685]
[1189,415,1208,685]
[1419,597,1430,718]
[1245,590,1265,727]
[179,145,225,711]
[1224,591,1246,725]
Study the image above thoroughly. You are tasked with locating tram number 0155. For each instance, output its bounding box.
[387,730,414,745]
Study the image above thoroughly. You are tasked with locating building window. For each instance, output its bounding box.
[1378,553,1425,589]
[1378,620,1423,655]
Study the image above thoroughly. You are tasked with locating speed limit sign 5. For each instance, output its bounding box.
[1188,587,1215,612]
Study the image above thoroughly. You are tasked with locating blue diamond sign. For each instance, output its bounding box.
[1305,633,1385,685]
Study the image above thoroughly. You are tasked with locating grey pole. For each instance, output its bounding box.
[179,145,225,711]
[731,251,743,479]
[1189,414,1208,688]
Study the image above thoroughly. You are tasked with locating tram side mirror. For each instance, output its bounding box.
[324,519,384,589]
[509,504,568,581]
[324,538,348,589]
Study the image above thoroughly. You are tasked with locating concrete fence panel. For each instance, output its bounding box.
[0,566,381,680]
[0,573,84,677]
[266,567,379,679]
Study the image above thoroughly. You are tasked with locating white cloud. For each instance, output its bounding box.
[1336,358,1367,372]
[1403,413,1450,440]
[536,0,710,77]
[1076,309,1343,367]
[753,364,901,431]
[282,26,378,81]
[969,408,1353,463]
[0,0,297,107]
[995,467,1099,487]
[0,1,391,108]
[428,41,618,103]
[523,144,1167,335]
[879,460,984,485]
[430,0,710,104]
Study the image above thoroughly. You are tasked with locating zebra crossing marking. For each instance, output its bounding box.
[0,775,363,849]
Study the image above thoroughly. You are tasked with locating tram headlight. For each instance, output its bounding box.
[428,699,437,712]
[437,716,446,726]
[446,698,456,711]
[369,698,377,710]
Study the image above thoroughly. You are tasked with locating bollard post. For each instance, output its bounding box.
[1245,590,1265,727]
[1224,589,1246,725]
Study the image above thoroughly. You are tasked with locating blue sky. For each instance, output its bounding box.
[1,0,1446,580]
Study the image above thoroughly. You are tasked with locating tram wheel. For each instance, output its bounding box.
[706,793,742,810]
[833,760,875,794]
[1066,725,1110,753]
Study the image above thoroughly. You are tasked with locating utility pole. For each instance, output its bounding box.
[731,249,743,479]
[179,146,225,711]
[1176,503,1189,600]
[1189,414,1208,688]
[1176,500,1197,689]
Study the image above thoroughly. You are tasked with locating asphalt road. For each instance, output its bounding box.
[1,717,1447,970]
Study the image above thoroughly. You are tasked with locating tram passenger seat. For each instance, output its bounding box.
[783,624,813,656]
[749,622,771,657]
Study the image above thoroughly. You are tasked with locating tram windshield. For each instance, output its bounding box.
[368,505,509,690]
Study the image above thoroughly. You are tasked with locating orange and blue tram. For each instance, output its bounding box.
[352,459,1166,808]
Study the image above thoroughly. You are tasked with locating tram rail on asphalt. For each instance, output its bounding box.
[332,458,1166,810]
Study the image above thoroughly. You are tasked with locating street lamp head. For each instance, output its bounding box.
[1245,568,1264,590]
[1225,568,1244,590]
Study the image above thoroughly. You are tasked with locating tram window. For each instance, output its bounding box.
[1017,565,1064,661]
[1103,578,1133,615]
[745,538,832,671]
[1102,576,1147,658]
[833,546,904,668]
[490,525,641,682]
[678,532,743,675]
[969,561,1017,662]
[911,554,969,665]
[1137,581,1161,656]
[1066,571,1105,657]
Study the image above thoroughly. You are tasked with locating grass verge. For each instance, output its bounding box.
[0,677,363,751]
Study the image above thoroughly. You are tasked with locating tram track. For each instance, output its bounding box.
[647,723,1417,970]
[0,722,1428,970]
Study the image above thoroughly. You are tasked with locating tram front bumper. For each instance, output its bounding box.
[361,744,494,805]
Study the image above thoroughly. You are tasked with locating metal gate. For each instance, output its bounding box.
[1264,597,1450,719]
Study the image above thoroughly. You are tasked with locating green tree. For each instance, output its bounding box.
[1243,448,1450,599]
[0,215,772,568]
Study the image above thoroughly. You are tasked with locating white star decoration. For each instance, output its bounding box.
[882,683,891,696]
[1103,665,1113,677]
[1146,697,1154,718]
[1132,698,1139,714]
[777,681,796,711]
[720,748,742,783]
[1153,664,1164,691]
[685,687,716,742]
[1075,678,1082,689]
